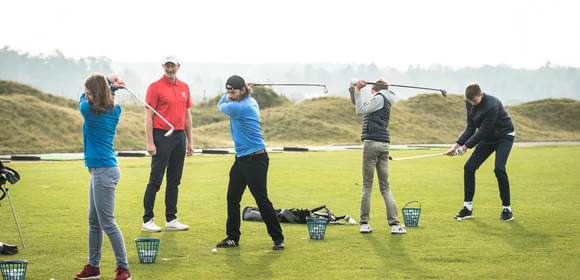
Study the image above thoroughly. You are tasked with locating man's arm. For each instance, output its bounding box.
[218,94,244,119]
[447,102,475,156]
[353,88,384,116]
[145,109,156,156]
[456,102,476,146]
[185,109,193,156]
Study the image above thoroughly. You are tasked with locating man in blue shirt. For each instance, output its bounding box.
[215,75,285,250]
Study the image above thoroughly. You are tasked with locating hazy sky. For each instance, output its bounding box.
[1,0,579,69]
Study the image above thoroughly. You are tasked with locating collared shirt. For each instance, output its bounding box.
[146,76,191,130]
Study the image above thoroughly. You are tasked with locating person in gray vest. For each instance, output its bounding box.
[349,79,406,234]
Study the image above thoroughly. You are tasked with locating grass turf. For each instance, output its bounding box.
[1,146,579,279]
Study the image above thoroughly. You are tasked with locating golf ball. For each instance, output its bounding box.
[211,248,218,253]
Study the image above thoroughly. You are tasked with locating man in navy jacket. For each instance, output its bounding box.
[446,84,516,222]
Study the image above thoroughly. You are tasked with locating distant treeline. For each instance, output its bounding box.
[0,46,112,99]
[2,46,580,104]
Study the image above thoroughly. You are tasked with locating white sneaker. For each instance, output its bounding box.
[141,219,162,232]
[360,223,373,233]
[391,225,407,234]
[165,219,189,231]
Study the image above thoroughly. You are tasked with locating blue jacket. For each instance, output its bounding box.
[79,91,121,168]
[218,94,266,157]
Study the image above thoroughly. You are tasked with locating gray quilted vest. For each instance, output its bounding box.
[361,92,392,143]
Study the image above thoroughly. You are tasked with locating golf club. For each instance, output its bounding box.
[389,153,446,161]
[251,83,328,94]
[123,87,175,136]
[350,79,447,97]
[6,190,25,248]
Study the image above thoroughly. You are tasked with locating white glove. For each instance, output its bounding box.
[350,78,358,87]
[455,147,466,156]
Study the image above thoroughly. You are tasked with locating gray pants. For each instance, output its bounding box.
[88,167,128,269]
[360,140,400,225]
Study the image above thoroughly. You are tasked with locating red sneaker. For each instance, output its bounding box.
[74,264,100,280]
[114,267,132,280]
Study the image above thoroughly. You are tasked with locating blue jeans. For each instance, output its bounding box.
[88,166,128,269]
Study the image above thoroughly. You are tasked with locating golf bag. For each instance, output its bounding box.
[242,205,357,225]
[0,161,25,248]
[0,161,20,204]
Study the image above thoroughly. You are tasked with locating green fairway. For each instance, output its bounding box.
[1,146,579,279]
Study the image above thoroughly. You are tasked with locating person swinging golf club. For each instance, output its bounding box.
[349,79,406,234]
[74,74,131,280]
[215,75,285,250]
[446,84,516,221]
[141,56,193,232]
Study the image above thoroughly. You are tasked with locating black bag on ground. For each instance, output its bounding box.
[242,206,314,224]
[0,243,18,255]
[242,205,356,224]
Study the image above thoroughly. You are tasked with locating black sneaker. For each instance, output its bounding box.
[500,208,514,221]
[273,240,285,251]
[216,238,239,248]
[454,207,474,221]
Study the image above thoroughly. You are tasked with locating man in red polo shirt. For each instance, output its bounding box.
[141,55,193,232]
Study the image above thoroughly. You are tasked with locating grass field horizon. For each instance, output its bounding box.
[1,146,579,279]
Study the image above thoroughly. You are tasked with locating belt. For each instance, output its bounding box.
[250,149,266,155]
[238,149,267,160]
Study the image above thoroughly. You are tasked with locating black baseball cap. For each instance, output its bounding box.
[226,75,246,90]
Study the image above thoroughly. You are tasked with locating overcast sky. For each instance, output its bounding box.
[1,0,579,70]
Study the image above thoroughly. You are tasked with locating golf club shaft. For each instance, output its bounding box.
[252,83,328,94]
[123,88,175,136]
[367,83,447,96]
[390,153,446,161]
[351,79,447,97]
[7,191,25,248]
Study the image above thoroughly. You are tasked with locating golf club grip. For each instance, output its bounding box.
[124,88,175,130]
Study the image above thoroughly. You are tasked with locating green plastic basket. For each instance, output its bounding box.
[306,217,328,240]
[135,237,160,264]
[0,260,28,280]
[401,201,421,227]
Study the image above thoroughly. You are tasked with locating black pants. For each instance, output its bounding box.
[226,153,284,243]
[143,129,186,223]
[464,135,514,206]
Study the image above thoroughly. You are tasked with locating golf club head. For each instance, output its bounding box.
[441,90,447,97]
[164,128,174,137]
[322,85,328,94]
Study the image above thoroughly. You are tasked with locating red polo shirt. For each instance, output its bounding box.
[145,76,191,130]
